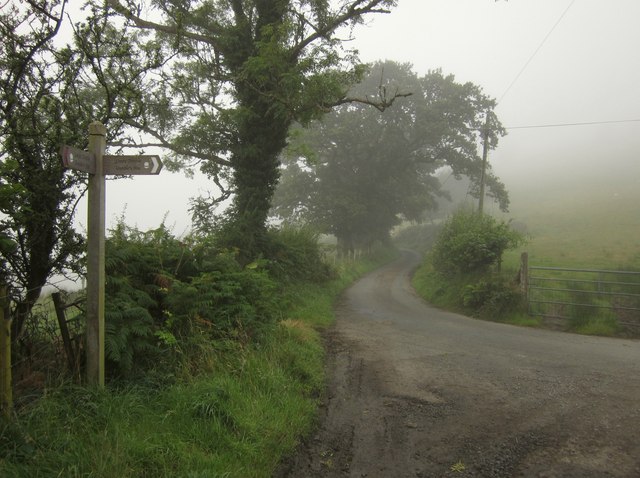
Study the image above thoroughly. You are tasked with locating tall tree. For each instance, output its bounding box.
[0,1,163,340]
[102,0,403,258]
[271,61,509,253]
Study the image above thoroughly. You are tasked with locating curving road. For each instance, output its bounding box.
[279,251,640,478]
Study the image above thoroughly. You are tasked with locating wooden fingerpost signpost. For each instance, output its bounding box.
[61,121,163,387]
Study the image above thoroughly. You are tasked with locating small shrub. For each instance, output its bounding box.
[463,277,524,319]
[263,225,335,283]
[431,208,524,276]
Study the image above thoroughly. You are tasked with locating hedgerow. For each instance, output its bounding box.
[87,221,332,379]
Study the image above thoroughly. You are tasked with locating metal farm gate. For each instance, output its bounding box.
[522,256,640,329]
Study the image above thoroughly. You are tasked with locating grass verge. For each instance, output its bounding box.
[0,249,396,478]
[412,260,631,337]
[412,260,539,328]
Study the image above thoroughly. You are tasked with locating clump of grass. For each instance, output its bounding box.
[574,317,618,337]
[502,312,541,328]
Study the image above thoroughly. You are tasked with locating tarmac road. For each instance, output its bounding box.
[278,250,640,477]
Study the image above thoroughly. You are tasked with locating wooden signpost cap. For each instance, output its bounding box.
[89,121,106,136]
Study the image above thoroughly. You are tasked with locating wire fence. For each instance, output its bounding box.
[525,263,640,330]
[4,290,85,408]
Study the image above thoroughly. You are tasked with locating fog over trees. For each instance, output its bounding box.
[272,61,508,253]
[100,0,406,259]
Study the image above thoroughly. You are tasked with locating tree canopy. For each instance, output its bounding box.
[0,0,162,339]
[271,61,509,252]
[100,0,403,258]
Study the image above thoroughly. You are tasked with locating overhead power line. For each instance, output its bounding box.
[505,118,640,130]
[498,0,577,104]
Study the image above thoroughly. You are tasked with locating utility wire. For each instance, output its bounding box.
[506,118,640,130]
[498,0,577,104]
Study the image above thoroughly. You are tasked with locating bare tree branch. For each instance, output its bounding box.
[105,0,221,47]
[336,90,412,112]
[108,118,232,167]
[290,0,393,59]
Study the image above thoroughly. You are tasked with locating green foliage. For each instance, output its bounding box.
[78,223,258,377]
[431,208,524,276]
[165,268,279,341]
[94,222,339,378]
[0,1,164,339]
[262,226,335,283]
[413,210,525,322]
[0,159,24,260]
[413,263,527,323]
[99,0,399,259]
[272,61,509,251]
[462,277,524,319]
[0,241,395,478]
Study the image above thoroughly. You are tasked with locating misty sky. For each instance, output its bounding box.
[352,0,640,211]
[82,0,640,231]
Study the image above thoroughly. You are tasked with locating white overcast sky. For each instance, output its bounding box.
[82,0,640,232]
[352,0,640,210]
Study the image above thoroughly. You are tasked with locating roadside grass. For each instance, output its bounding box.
[412,262,538,328]
[0,248,397,478]
[412,257,637,337]
[411,262,462,312]
[502,311,541,328]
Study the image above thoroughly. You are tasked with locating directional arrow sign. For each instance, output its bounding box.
[61,145,96,174]
[103,155,163,175]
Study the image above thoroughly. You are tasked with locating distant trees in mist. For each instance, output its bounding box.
[271,61,509,254]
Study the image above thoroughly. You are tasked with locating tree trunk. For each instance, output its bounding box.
[227,106,289,258]
[220,3,293,260]
[336,233,355,259]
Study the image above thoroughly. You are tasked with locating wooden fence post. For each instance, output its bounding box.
[51,292,77,376]
[0,285,12,415]
[520,252,529,298]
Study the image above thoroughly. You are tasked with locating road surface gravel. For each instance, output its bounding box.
[277,251,640,477]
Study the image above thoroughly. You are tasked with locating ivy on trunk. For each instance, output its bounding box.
[103,0,405,259]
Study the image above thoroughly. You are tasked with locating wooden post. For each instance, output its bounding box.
[520,252,529,298]
[86,122,106,386]
[0,285,12,414]
[478,114,490,215]
[61,122,164,387]
[51,292,76,375]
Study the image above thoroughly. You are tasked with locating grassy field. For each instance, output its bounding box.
[501,177,640,270]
